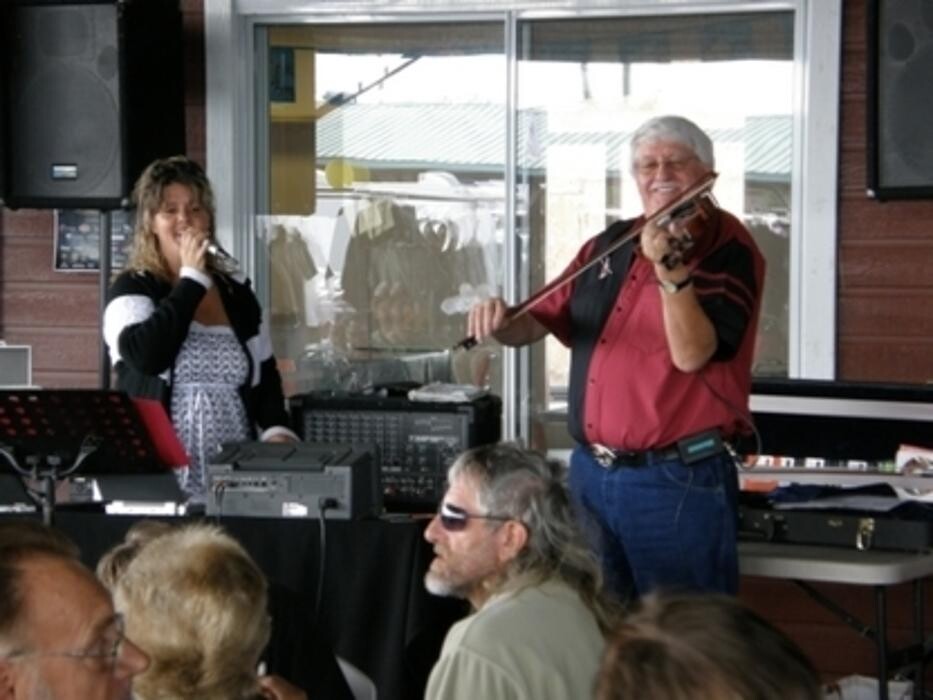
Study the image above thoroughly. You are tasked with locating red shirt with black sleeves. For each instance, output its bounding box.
[530,208,765,450]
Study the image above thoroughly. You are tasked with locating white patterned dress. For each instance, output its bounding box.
[171,322,251,501]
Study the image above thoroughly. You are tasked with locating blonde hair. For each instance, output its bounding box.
[126,155,233,281]
[96,519,173,591]
[111,524,270,700]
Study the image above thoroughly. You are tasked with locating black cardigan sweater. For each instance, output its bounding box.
[103,269,291,438]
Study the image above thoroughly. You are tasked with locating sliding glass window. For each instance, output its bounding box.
[253,8,796,447]
[257,23,506,397]
[515,12,794,424]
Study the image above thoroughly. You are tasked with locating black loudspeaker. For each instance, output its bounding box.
[0,0,185,209]
[867,0,933,200]
[0,31,6,206]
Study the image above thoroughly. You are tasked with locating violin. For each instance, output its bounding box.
[454,172,719,351]
[654,183,719,270]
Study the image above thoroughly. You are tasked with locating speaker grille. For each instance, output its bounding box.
[877,0,933,189]
[13,65,120,198]
[887,45,933,177]
[38,7,92,58]
[2,1,185,209]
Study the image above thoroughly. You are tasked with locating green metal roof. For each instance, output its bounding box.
[315,104,791,181]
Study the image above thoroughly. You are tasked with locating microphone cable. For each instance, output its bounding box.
[313,496,338,626]
[210,479,228,523]
[698,372,762,470]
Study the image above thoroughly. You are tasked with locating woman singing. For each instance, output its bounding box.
[103,156,297,502]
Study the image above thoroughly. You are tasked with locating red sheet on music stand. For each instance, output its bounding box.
[131,398,189,470]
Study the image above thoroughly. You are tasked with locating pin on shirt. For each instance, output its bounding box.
[598,255,612,280]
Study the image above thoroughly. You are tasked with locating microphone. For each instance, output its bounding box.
[206,242,238,266]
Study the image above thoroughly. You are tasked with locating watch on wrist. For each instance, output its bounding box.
[657,275,693,294]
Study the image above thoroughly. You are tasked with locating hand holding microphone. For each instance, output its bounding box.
[179,227,239,270]
[206,242,239,266]
[179,227,210,271]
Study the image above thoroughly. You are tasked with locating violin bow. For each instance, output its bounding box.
[454,171,719,350]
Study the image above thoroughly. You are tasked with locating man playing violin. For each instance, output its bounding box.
[467,115,765,599]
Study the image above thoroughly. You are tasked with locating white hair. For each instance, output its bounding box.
[630,115,715,171]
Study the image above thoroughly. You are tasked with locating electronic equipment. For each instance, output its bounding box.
[290,390,501,511]
[0,344,33,388]
[205,442,381,520]
[1,0,185,208]
[747,379,933,462]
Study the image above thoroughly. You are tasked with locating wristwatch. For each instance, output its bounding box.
[657,276,693,294]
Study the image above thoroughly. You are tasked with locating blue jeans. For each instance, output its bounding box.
[568,444,739,600]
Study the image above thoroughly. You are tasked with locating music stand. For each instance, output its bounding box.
[0,389,182,524]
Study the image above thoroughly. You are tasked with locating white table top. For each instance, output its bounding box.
[739,541,933,586]
[738,468,933,490]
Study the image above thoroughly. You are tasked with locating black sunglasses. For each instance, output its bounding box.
[437,502,513,532]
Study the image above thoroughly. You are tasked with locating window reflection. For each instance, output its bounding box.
[262,178,507,394]
[515,12,795,415]
[260,23,506,396]
[259,11,795,425]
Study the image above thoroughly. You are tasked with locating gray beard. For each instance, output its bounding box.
[424,571,466,600]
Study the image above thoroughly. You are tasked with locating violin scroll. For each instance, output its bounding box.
[655,191,717,270]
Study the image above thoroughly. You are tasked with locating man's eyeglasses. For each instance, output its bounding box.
[2,613,126,671]
[437,502,513,532]
[634,155,698,177]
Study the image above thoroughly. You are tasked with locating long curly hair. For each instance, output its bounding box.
[126,155,234,281]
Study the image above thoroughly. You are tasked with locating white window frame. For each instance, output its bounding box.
[205,0,841,438]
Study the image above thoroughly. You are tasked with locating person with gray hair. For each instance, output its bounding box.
[423,443,614,700]
[629,114,716,172]
[467,115,765,600]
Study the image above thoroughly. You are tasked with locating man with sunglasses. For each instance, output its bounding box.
[423,443,613,700]
[0,521,150,699]
[467,115,764,600]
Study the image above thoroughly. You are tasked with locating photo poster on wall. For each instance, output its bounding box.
[53,209,135,272]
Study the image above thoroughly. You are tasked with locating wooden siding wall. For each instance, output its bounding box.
[837,0,933,383]
[741,2,933,683]
[0,0,205,388]
[0,0,930,685]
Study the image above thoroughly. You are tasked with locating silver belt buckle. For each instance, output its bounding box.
[591,443,617,468]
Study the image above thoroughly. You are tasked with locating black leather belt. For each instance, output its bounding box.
[589,430,727,468]
[589,442,681,468]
